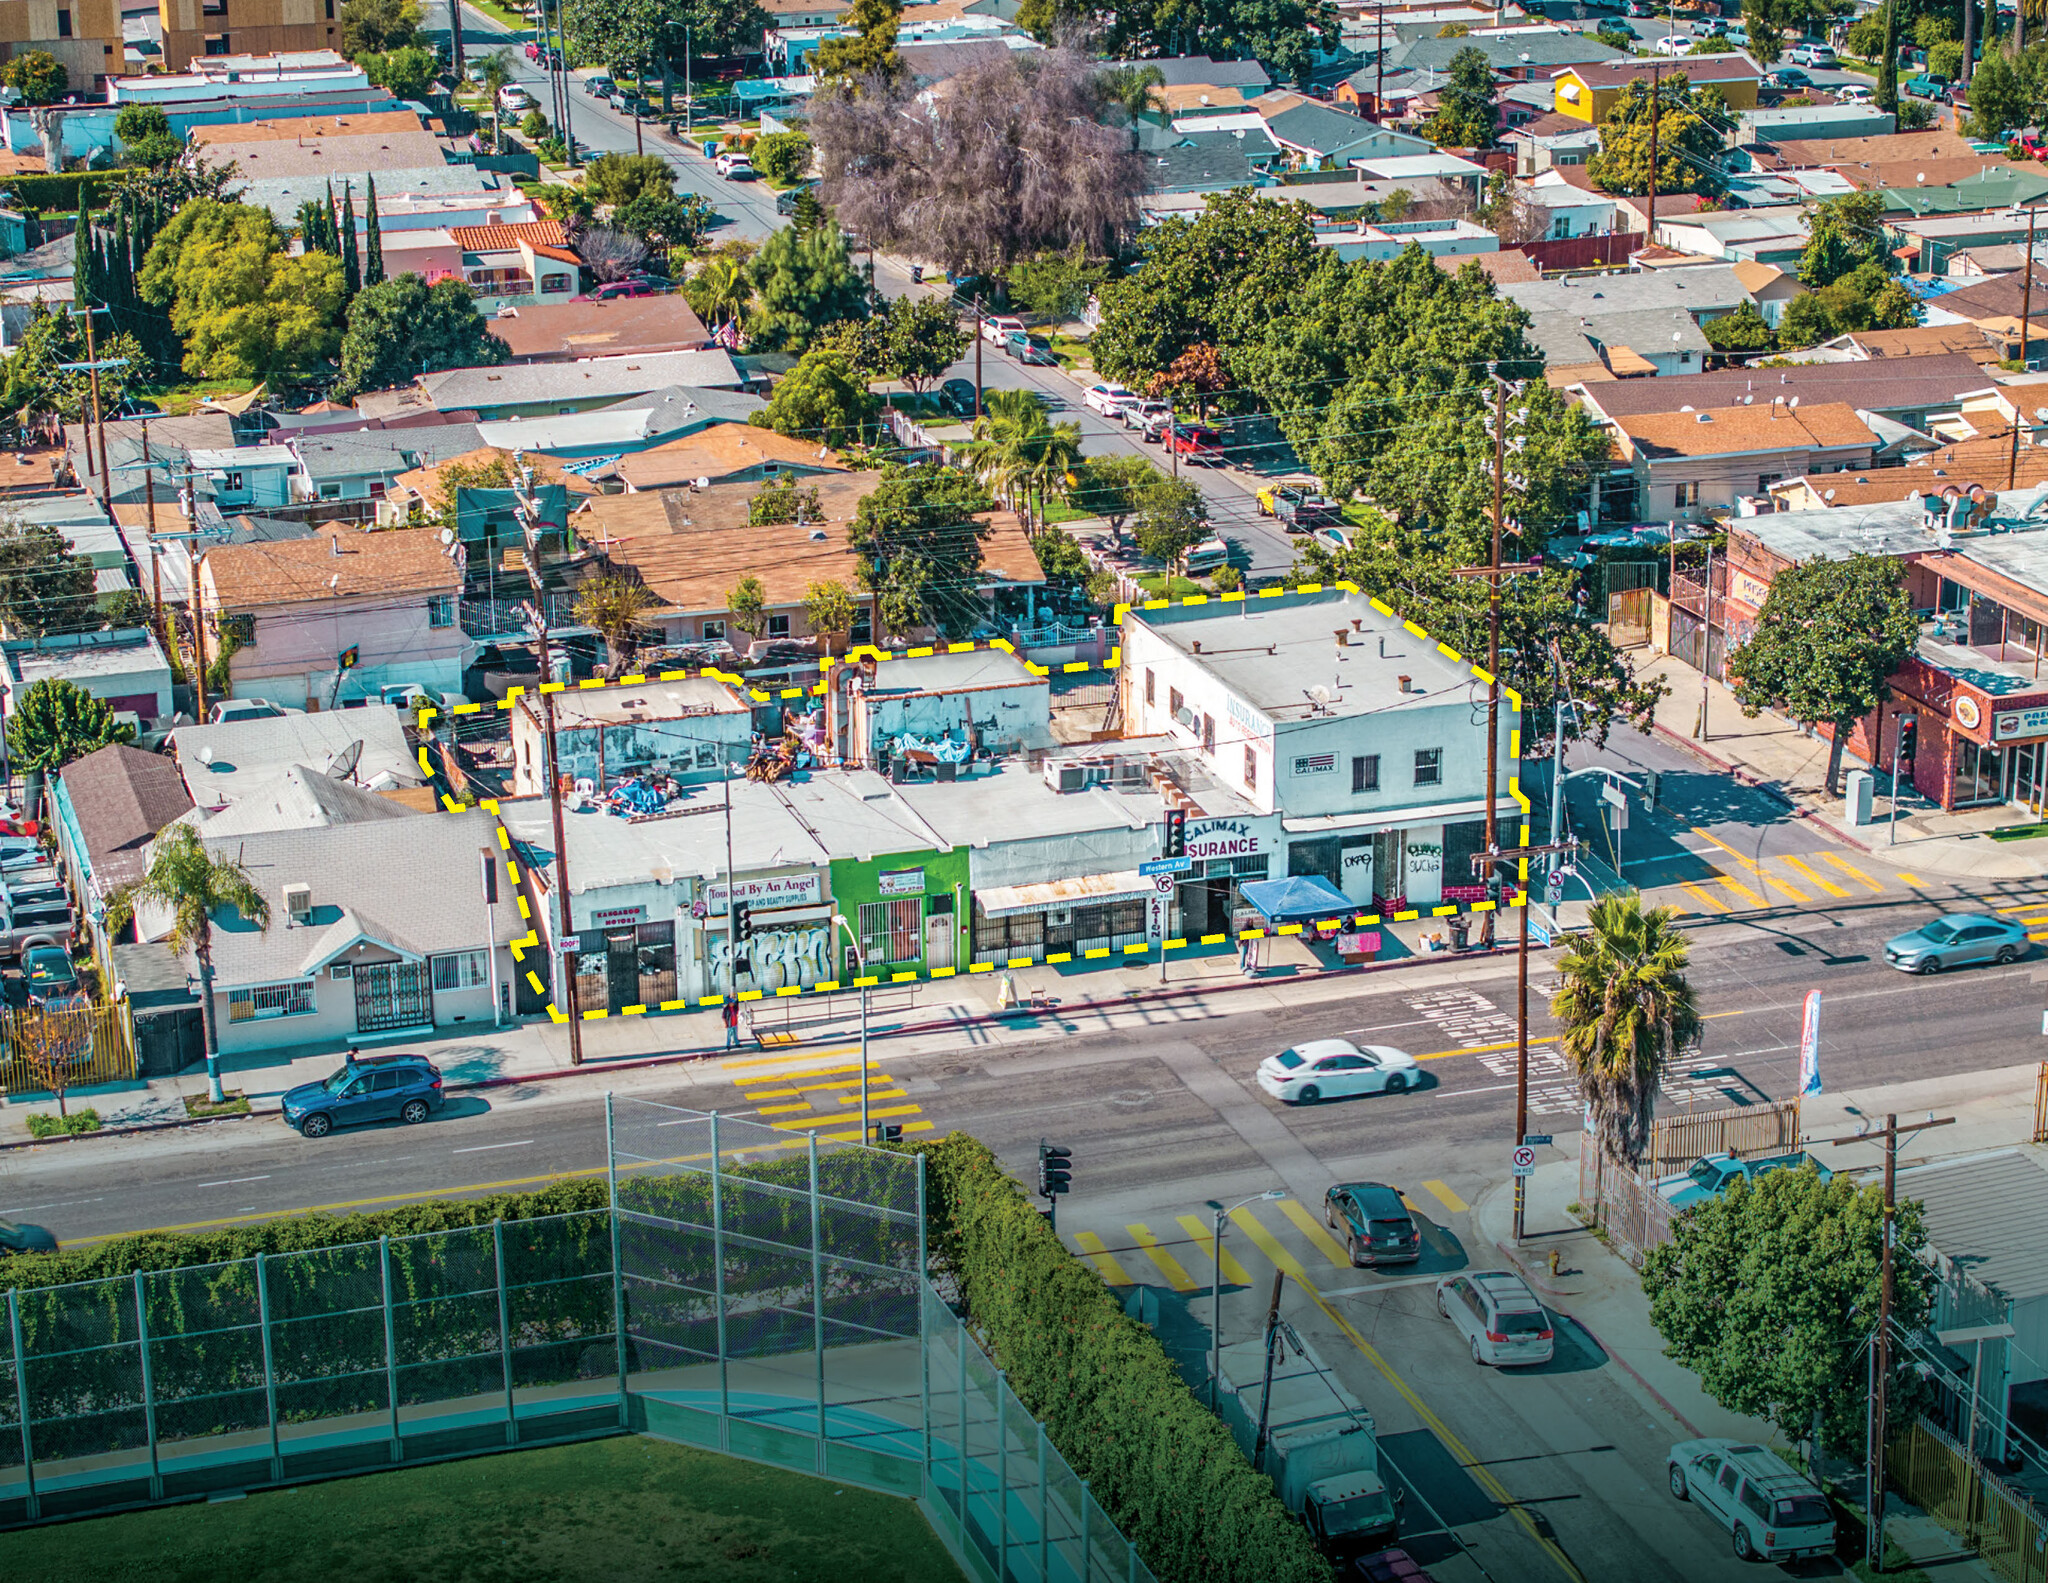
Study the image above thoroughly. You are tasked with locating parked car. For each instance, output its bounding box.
[1668,1439,1836,1563]
[1167,421,1222,462]
[715,151,757,179]
[1884,911,2029,973]
[1126,397,1171,432]
[981,314,1025,346]
[497,83,534,113]
[1258,1039,1419,1105]
[1181,535,1230,574]
[1835,81,1875,103]
[1655,1150,1833,1210]
[1652,33,1692,55]
[1767,66,1813,88]
[1905,71,1951,100]
[0,1217,57,1254]
[1624,0,1652,13]
[1322,1180,1422,1268]
[207,698,296,725]
[523,38,543,58]
[1786,41,1835,65]
[537,46,563,69]
[21,944,78,1007]
[938,377,977,419]
[283,1053,448,1138]
[1435,1271,1555,1366]
[584,74,615,97]
[1083,381,1135,417]
[576,278,657,301]
[1005,330,1057,366]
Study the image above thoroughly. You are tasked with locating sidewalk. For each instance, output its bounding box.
[1637,653,2048,884]
[0,910,1555,1143]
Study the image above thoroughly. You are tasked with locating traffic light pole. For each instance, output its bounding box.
[1888,717,1913,845]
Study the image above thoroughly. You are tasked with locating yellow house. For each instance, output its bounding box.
[1552,55,1763,124]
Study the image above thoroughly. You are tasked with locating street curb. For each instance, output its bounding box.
[0,939,1525,1154]
[1494,1236,1586,1299]
[1556,1309,1702,1440]
[1646,720,1880,854]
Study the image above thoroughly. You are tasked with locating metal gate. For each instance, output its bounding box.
[1608,585,1654,648]
[353,960,431,1032]
[1669,606,1729,681]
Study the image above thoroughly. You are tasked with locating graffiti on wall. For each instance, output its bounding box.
[710,926,832,995]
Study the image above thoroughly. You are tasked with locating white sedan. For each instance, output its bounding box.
[1084,381,1135,417]
[1256,1039,1419,1105]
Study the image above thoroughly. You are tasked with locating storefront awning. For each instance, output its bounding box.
[1280,796,1496,837]
[1239,874,1356,924]
[977,870,1151,918]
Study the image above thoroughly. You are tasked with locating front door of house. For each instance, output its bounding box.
[354,960,431,1033]
[924,912,954,971]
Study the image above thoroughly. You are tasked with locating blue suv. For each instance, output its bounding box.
[282,1054,445,1138]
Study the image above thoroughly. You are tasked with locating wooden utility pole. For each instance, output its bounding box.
[1830,1110,1954,1571]
[2011,202,2040,491]
[1482,372,1507,948]
[537,659,586,1065]
[1647,65,1662,245]
[973,297,984,420]
[140,419,163,650]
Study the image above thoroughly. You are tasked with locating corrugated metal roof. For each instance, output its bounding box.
[1898,1149,2048,1303]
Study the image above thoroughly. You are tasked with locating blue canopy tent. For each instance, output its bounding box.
[1239,874,1357,926]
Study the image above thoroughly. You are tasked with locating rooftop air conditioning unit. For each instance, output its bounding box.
[1046,761,1087,793]
[283,882,312,924]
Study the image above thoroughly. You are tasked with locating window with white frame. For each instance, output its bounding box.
[228,981,314,1022]
[1673,481,1701,508]
[428,595,454,628]
[432,950,489,990]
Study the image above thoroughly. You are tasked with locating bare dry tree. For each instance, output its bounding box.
[11,1005,89,1118]
[812,48,1146,280]
[578,225,650,284]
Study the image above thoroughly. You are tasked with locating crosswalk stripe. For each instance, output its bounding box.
[806,1120,935,1144]
[1421,1180,1468,1213]
[1897,873,1926,886]
[1127,1223,1198,1291]
[1996,900,2048,913]
[1278,1198,1354,1267]
[2019,916,2048,928]
[1780,855,1850,898]
[1682,881,1731,915]
[1817,852,1885,894]
[1717,874,1768,908]
[1073,1232,1133,1284]
[1177,1213,1252,1286]
[1229,1207,1312,1283]
[769,1103,922,1132]
[1746,861,1812,903]
[739,1069,880,1097]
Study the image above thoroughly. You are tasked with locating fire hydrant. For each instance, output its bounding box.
[1548,1248,1564,1279]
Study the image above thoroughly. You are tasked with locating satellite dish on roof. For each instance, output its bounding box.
[326,738,364,781]
[198,746,215,764]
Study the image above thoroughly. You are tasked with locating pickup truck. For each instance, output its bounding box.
[1263,485,1342,531]
[1656,1151,1833,1210]
[1906,72,1952,102]
[0,894,72,960]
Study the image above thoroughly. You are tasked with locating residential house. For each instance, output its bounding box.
[1604,400,1879,522]
[1248,93,1429,167]
[447,220,584,308]
[1893,212,2048,278]
[1314,215,1499,263]
[509,675,757,797]
[1502,264,1760,331]
[1118,587,1515,912]
[614,425,849,491]
[170,706,427,810]
[467,385,769,464]
[1520,168,1621,238]
[1138,121,1285,194]
[181,761,429,838]
[2,629,174,728]
[1924,265,2048,363]
[1150,54,1274,93]
[486,297,713,363]
[1777,324,2003,367]
[1388,29,1628,79]
[1766,429,2048,509]
[1551,55,1761,124]
[287,425,487,507]
[1504,111,1601,175]
[1652,206,1810,267]
[1882,168,2048,226]
[1733,104,1895,144]
[1524,306,1708,383]
[197,526,465,708]
[1348,149,1488,198]
[184,445,300,511]
[1727,259,1802,328]
[49,741,194,948]
[172,810,526,1055]
[411,350,749,420]
[1569,354,1993,438]
[233,167,537,231]
[184,108,428,151]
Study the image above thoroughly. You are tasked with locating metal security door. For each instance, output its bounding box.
[354,961,431,1032]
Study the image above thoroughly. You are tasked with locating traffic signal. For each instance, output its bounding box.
[1036,1139,1073,1199]
[873,1123,904,1144]
[733,900,753,941]
[1896,715,1917,769]
[1163,808,1186,860]
[1643,770,1662,810]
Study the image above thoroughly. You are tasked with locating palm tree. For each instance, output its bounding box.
[692,256,752,345]
[104,825,270,1104]
[1097,63,1166,148]
[1550,891,1701,1164]
[573,572,661,677]
[973,389,1078,527]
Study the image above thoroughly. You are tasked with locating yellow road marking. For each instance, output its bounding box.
[1897,873,1925,886]
[769,1104,922,1132]
[1690,827,1809,902]
[2019,915,2048,927]
[717,1046,862,1073]
[1781,855,1850,898]
[1177,1213,1251,1285]
[1229,1206,1312,1283]
[1681,881,1730,915]
[1817,852,1886,894]
[738,1069,882,1096]
[1996,900,2048,913]
[1717,874,1768,908]
[1279,1198,1353,1267]
[1421,1179,1468,1213]
[1073,1231,1132,1284]
[2029,931,2048,942]
[1127,1223,1197,1291]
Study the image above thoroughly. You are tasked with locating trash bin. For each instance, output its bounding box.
[909,265,924,284]
[702,138,719,160]
[1449,914,1470,951]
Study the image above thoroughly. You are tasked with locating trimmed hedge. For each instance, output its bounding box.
[0,169,125,213]
[905,1134,1330,1583]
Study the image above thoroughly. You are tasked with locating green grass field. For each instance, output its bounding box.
[0,1436,965,1583]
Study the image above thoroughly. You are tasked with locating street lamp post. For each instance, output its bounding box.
[1207,1189,1286,1407]
[831,913,870,1141]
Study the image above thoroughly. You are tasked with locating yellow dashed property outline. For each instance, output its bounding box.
[415,582,1528,1023]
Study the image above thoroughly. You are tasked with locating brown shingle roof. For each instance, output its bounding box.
[488,296,710,362]
[1616,400,1876,459]
[204,528,458,610]
[1576,353,1993,417]
[616,428,849,490]
[1767,128,1979,167]
[57,742,193,895]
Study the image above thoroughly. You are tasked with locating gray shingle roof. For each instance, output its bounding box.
[1149,54,1274,90]
[417,350,747,409]
[1263,100,1384,156]
[1390,32,1628,73]
[171,708,424,808]
[196,809,520,990]
[291,424,486,482]
[189,763,427,838]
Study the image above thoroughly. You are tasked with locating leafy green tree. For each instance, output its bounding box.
[6,678,130,770]
[1702,300,1771,355]
[0,302,146,430]
[114,104,182,168]
[0,518,98,639]
[521,107,551,141]
[684,244,754,337]
[364,174,384,286]
[1725,553,1919,796]
[846,463,995,639]
[1593,21,1634,49]
[613,188,715,254]
[586,152,675,207]
[1929,37,1965,77]
[560,0,771,74]
[817,313,892,379]
[1800,190,1895,287]
[1587,75,1730,197]
[573,572,660,676]
[1970,47,2030,138]
[1096,61,1165,145]
[1776,289,1838,348]
[744,223,870,353]
[334,275,510,400]
[750,474,825,525]
[1425,46,1497,148]
[1740,0,1784,64]
[1879,0,1899,110]
[357,44,439,100]
[1031,527,1091,582]
[1067,453,1159,534]
[1008,251,1110,318]
[812,0,904,83]
[0,51,65,105]
[138,199,346,379]
[1132,475,1209,567]
[103,825,269,1103]
[971,388,1081,529]
[747,348,880,446]
[1846,10,1885,57]
[751,131,813,183]
[884,296,965,393]
[802,579,857,643]
[726,574,769,638]
[1643,1166,1932,1454]
[1027,0,1335,84]
[1551,892,1700,1162]
[340,0,422,54]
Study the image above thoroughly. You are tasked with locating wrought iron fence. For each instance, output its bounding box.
[1890,1416,2048,1583]
[0,1000,137,1098]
